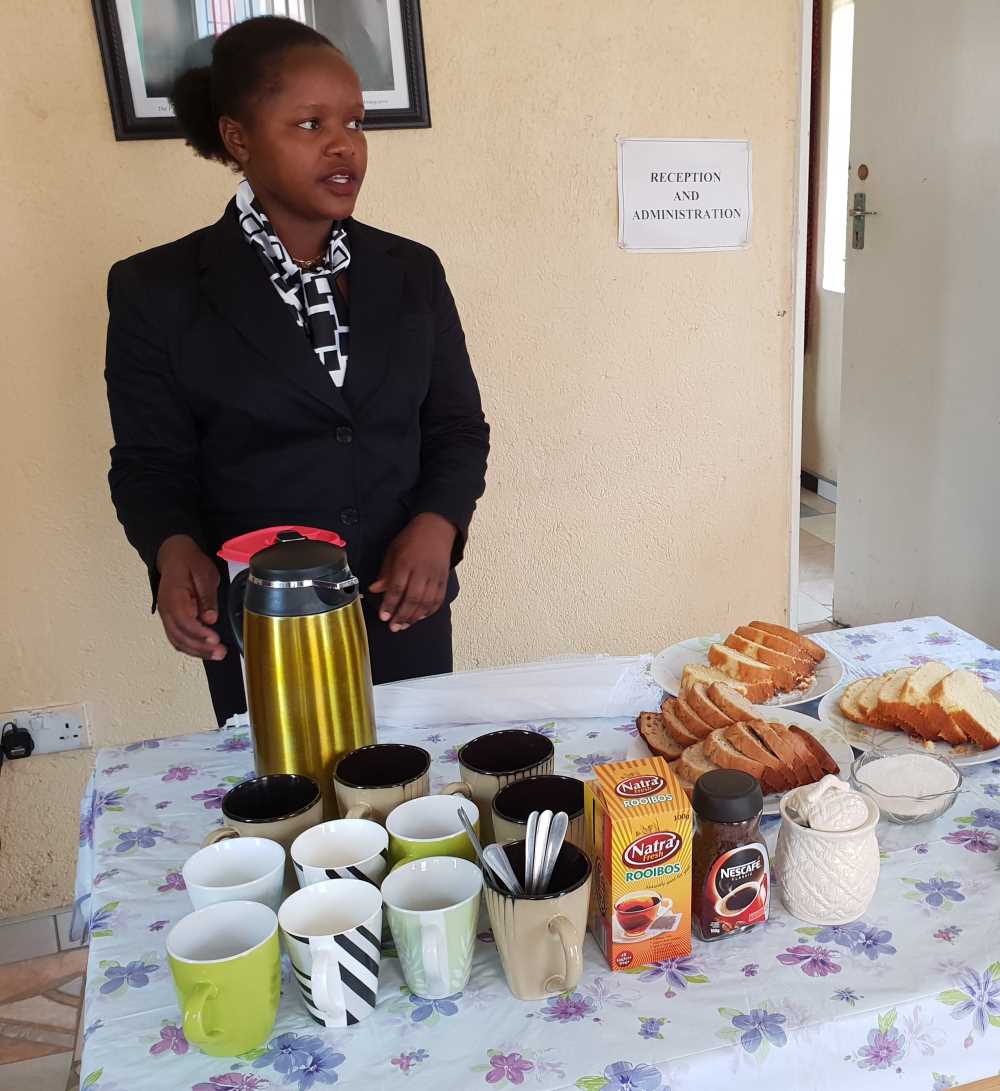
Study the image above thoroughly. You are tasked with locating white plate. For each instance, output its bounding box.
[818,681,1000,769]
[651,634,844,708]
[629,708,854,815]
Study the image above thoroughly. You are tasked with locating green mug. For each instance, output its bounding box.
[385,794,479,868]
[166,900,280,1057]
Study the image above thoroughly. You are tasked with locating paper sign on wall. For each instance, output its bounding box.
[617,138,752,252]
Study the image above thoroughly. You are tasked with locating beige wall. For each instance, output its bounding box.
[0,1,803,915]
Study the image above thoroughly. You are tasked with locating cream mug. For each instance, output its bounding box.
[458,730,555,842]
[492,775,585,849]
[334,743,468,822]
[483,840,592,1000]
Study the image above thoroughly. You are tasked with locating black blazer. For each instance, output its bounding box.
[106,200,489,599]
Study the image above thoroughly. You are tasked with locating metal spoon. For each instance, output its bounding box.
[531,810,553,893]
[458,807,500,884]
[483,843,524,896]
[524,811,539,893]
[536,811,568,895]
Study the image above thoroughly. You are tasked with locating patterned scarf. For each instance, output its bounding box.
[235,179,352,388]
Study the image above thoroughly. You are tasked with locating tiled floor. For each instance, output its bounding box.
[0,909,87,1091]
[798,486,836,629]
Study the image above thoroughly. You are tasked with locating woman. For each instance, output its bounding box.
[105,16,489,723]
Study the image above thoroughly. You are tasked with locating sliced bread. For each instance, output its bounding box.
[873,667,918,731]
[708,682,757,724]
[928,670,1000,750]
[857,674,892,723]
[782,725,823,782]
[838,678,873,724]
[788,725,839,775]
[725,722,793,791]
[724,632,814,683]
[707,644,778,687]
[637,712,685,761]
[674,695,717,740]
[748,720,809,786]
[681,663,776,704]
[711,642,798,692]
[895,661,954,739]
[661,700,702,748]
[704,729,766,781]
[748,621,826,662]
[685,682,734,730]
[739,625,815,662]
[674,741,720,786]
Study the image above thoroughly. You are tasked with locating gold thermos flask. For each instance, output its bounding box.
[229,529,375,818]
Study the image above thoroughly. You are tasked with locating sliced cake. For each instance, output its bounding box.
[708,643,778,687]
[708,682,757,724]
[637,712,685,761]
[681,663,776,704]
[895,661,955,740]
[704,729,767,781]
[928,670,1000,750]
[788,725,839,775]
[838,678,872,724]
[661,700,703,748]
[685,682,734,730]
[872,667,917,730]
[725,722,794,791]
[674,740,720,786]
[723,632,814,683]
[674,695,717,740]
[748,621,826,662]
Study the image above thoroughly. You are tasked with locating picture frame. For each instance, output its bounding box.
[91,0,430,140]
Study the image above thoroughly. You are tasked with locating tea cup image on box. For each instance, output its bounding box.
[611,890,682,943]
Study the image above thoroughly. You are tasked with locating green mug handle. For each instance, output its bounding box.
[181,981,220,1046]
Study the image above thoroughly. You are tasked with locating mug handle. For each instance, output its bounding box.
[182,981,220,1045]
[344,802,374,820]
[202,826,240,847]
[310,944,346,1025]
[543,914,583,994]
[421,920,451,999]
[440,781,473,799]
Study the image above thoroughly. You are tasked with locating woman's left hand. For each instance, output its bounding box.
[369,513,457,631]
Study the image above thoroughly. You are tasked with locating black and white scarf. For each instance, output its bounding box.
[236,179,351,388]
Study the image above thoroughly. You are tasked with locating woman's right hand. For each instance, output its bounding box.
[156,535,227,661]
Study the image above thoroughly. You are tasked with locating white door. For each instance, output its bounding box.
[834,0,1000,642]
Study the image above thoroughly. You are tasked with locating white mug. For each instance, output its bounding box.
[381,856,483,1000]
[290,819,389,888]
[278,878,383,1028]
[182,837,285,912]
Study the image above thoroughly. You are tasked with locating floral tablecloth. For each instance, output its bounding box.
[76,617,1000,1091]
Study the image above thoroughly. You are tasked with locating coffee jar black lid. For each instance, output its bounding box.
[250,530,351,583]
[693,769,763,823]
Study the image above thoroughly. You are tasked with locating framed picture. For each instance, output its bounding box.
[91,0,430,140]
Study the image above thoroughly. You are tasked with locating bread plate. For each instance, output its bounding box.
[629,708,853,815]
[652,635,844,707]
[819,681,1000,769]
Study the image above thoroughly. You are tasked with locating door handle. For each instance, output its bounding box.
[850,193,877,249]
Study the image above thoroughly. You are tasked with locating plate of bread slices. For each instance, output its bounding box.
[633,679,854,813]
[652,621,844,707]
[820,661,1000,767]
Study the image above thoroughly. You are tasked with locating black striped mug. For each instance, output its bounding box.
[290,819,389,888]
[278,878,382,1028]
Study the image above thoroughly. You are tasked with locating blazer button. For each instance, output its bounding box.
[336,426,353,444]
[340,507,359,526]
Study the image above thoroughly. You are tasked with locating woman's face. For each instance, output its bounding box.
[226,45,368,225]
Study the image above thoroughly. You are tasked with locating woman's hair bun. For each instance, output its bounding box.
[171,65,229,163]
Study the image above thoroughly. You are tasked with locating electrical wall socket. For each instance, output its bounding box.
[2,703,90,755]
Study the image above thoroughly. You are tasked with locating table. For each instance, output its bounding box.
[75,617,1000,1091]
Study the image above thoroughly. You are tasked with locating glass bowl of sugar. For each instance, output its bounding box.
[850,750,962,824]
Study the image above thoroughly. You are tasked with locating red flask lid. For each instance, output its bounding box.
[217,525,347,565]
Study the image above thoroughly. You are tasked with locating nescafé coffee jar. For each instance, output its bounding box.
[691,770,769,941]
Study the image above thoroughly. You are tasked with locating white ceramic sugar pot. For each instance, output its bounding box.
[774,775,881,925]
